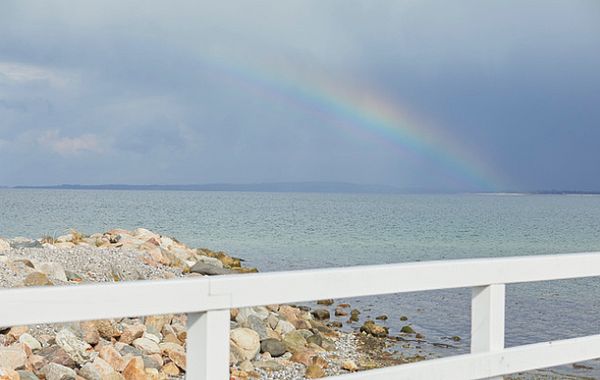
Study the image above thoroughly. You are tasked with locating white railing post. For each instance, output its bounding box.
[471,284,505,380]
[186,309,231,380]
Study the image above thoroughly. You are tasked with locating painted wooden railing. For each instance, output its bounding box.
[2,252,600,379]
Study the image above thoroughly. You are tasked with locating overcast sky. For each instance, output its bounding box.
[1,0,599,191]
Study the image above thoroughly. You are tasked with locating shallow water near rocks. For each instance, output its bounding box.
[1,189,600,377]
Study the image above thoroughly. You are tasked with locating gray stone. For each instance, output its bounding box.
[236,307,269,324]
[78,363,102,380]
[142,355,162,370]
[17,371,41,380]
[55,328,92,364]
[19,333,42,351]
[42,363,77,380]
[119,344,143,357]
[311,309,330,320]
[253,360,284,371]
[190,262,234,276]
[243,315,268,340]
[132,337,160,355]
[260,339,286,357]
[306,333,323,346]
[9,238,43,249]
[194,255,224,268]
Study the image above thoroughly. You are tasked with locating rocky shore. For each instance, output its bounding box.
[0,228,411,380]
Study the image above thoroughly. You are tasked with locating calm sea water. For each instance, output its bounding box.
[1,189,600,375]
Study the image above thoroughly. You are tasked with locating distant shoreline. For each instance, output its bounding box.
[2,183,600,195]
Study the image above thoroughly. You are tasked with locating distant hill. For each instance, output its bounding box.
[12,182,404,194]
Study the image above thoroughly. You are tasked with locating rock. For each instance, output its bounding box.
[132,338,160,355]
[55,328,92,365]
[144,315,172,333]
[6,326,28,341]
[79,358,121,380]
[23,272,53,287]
[290,351,315,366]
[329,321,343,328]
[282,331,307,353]
[142,331,161,344]
[37,346,77,368]
[311,309,330,321]
[253,360,284,371]
[342,359,359,372]
[242,315,268,340]
[0,347,27,370]
[236,307,269,324]
[305,364,325,378]
[194,255,224,268]
[316,299,334,306]
[334,307,348,316]
[32,262,67,282]
[190,261,234,275]
[400,316,408,321]
[229,344,246,366]
[360,320,389,337]
[141,355,161,371]
[230,328,260,361]
[18,334,41,351]
[98,345,126,372]
[0,369,19,380]
[0,239,10,251]
[94,320,121,339]
[17,371,40,380]
[159,343,185,370]
[349,309,360,322]
[375,315,388,321]
[122,357,146,380]
[161,362,180,376]
[119,324,145,345]
[238,360,254,372]
[306,334,323,346]
[41,363,77,380]
[9,238,42,249]
[401,325,416,334]
[274,320,295,335]
[214,252,241,268]
[80,321,100,345]
[260,339,286,357]
[295,329,313,339]
[132,228,158,239]
[451,335,461,342]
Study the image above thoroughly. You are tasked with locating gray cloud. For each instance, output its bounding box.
[0,0,599,191]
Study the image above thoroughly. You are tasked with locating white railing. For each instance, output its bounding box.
[2,252,600,379]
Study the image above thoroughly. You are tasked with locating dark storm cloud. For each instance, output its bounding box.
[0,0,599,191]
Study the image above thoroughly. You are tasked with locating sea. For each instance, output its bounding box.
[1,189,600,377]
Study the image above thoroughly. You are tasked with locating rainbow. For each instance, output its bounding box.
[199,57,506,191]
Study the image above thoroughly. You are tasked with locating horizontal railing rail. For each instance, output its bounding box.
[1,252,600,379]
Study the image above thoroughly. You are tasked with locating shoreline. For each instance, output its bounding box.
[0,228,413,380]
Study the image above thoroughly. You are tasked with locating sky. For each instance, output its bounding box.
[0,1,599,192]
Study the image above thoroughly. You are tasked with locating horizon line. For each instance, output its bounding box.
[1,182,599,195]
